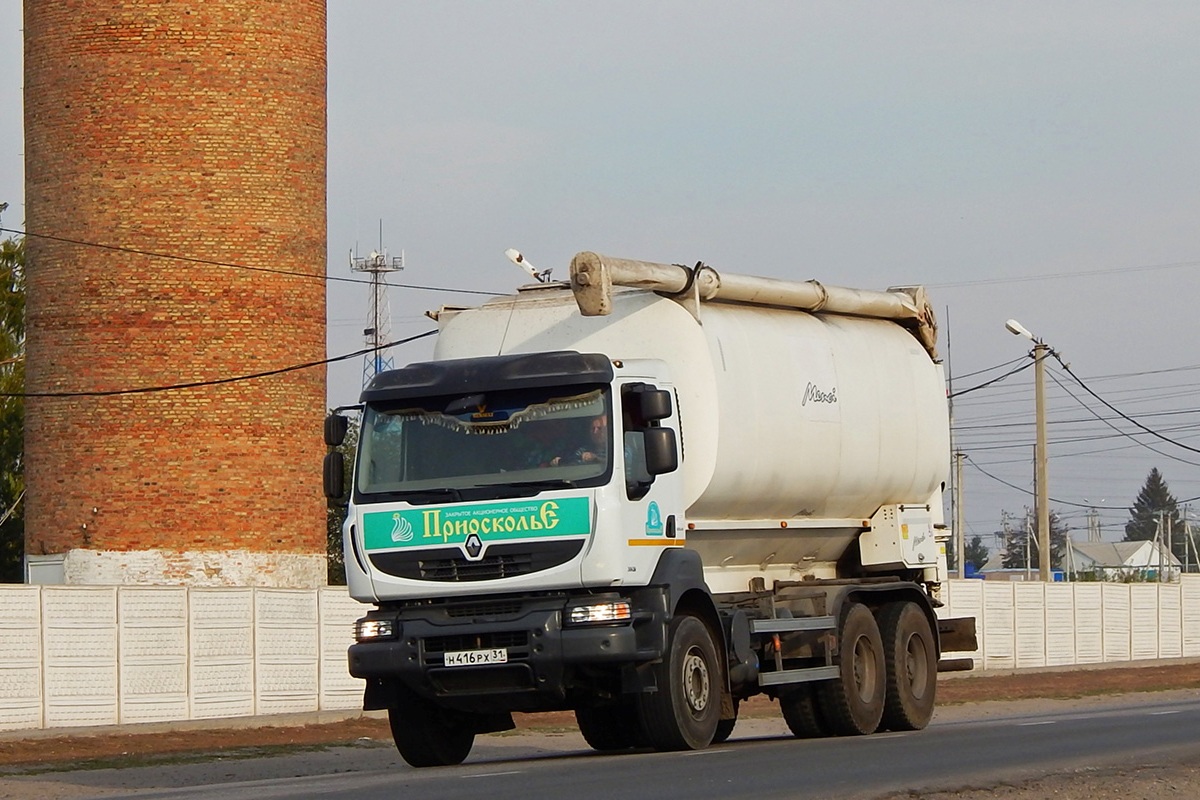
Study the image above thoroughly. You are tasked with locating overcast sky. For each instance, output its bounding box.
[3,3,1200,551]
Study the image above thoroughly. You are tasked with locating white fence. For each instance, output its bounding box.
[2,579,1199,732]
[0,586,364,732]
[938,577,1200,670]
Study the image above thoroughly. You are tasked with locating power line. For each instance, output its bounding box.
[929,257,1200,289]
[964,455,1127,510]
[0,226,507,297]
[0,330,438,399]
[949,359,1033,398]
[1053,352,1200,457]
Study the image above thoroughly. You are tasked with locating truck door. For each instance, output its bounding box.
[618,381,687,581]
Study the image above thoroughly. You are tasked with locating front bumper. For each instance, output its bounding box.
[349,592,666,712]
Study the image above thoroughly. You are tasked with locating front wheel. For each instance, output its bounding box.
[388,692,475,768]
[637,614,722,751]
[575,700,645,751]
[712,699,739,744]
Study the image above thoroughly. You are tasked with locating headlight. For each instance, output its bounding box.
[567,600,632,626]
[354,617,398,641]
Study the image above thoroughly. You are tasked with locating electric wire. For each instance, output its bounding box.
[948,359,1033,398]
[0,330,438,399]
[964,455,1126,510]
[0,227,508,297]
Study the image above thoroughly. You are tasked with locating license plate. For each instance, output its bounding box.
[443,648,508,667]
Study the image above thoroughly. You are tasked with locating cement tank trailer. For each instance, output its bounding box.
[324,252,977,767]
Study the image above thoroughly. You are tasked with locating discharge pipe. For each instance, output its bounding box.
[569,251,939,360]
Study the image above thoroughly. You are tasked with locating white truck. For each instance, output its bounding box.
[323,252,976,767]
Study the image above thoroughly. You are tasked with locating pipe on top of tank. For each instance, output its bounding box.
[568,251,939,361]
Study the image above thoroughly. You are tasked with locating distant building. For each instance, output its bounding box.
[975,559,1065,582]
[1066,539,1182,582]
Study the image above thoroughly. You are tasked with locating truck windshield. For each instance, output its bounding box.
[356,387,612,500]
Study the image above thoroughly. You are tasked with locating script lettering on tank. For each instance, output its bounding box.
[802,382,838,406]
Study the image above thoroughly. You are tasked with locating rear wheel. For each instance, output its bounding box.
[637,614,721,751]
[815,602,886,736]
[387,691,475,768]
[779,683,828,738]
[878,600,937,731]
[575,700,644,751]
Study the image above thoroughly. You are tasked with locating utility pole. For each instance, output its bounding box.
[1025,508,1033,581]
[1006,319,1054,582]
[954,450,966,579]
[1086,506,1101,542]
[1032,341,1050,581]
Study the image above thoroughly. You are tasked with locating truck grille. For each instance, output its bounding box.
[423,630,529,660]
[445,600,526,618]
[369,540,584,582]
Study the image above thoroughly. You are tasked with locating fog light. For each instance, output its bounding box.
[354,618,397,641]
[567,601,632,625]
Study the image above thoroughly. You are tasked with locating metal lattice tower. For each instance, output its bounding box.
[351,229,405,387]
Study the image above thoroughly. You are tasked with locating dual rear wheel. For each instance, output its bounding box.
[782,599,937,738]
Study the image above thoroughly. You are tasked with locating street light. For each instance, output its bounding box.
[1006,319,1052,582]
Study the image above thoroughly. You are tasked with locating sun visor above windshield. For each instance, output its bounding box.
[360,350,614,404]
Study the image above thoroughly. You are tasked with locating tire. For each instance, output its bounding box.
[637,614,722,751]
[575,700,644,751]
[712,699,739,744]
[815,602,886,736]
[878,600,938,731]
[779,683,829,738]
[387,692,475,768]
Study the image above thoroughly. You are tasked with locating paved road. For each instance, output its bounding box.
[10,693,1200,800]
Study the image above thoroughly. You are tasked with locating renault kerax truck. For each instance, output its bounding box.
[324,251,977,767]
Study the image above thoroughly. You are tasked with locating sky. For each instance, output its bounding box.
[3,2,1200,556]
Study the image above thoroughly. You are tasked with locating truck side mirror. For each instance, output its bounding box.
[323,451,346,499]
[325,414,349,447]
[636,389,673,423]
[642,427,678,475]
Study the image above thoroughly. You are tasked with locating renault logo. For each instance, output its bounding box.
[464,533,484,559]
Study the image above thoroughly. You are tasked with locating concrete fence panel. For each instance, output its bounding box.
[1158,584,1182,659]
[1044,584,1076,667]
[941,578,983,667]
[1072,583,1104,664]
[42,587,119,728]
[1101,584,1131,662]
[982,582,1016,671]
[1184,578,1200,657]
[1129,585,1160,660]
[1014,583,1047,669]
[0,586,43,730]
[319,589,367,711]
[118,588,189,724]
[189,589,255,720]
[254,590,320,717]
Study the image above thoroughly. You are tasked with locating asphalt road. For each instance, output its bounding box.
[12,693,1200,800]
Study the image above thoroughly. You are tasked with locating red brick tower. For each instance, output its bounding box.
[22,2,328,586]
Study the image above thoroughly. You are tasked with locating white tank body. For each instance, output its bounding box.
[434,284,949,525]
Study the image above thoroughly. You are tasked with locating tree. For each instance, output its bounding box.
[963,534,990,573]
[1124,468,1185,562]
[999,508,1069,572]
[325,416,359,585]
[0,231,24,583]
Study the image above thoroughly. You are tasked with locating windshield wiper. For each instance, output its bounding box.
[388,487,464,504]
[514,479,578,491]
